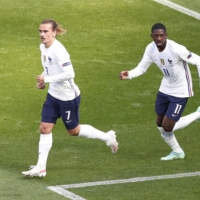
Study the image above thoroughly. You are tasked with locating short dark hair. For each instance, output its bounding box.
[151,23,166,33]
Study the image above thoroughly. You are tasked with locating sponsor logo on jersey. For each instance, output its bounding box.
[160,59,165,65]
[43,55,46,62]
[62,62,71,67]
[187,52,192,59]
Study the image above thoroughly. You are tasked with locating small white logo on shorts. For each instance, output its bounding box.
[66,120,72,123]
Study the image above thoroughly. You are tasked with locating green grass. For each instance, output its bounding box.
[0,0,200,199]
[70,176,200,200]
[170,0,200,13]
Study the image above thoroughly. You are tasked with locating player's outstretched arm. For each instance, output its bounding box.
[119,71,129,80]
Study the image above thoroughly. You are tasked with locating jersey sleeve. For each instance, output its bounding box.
[177,45,200,77]
[128,46,153,79]
[44,70,74,83]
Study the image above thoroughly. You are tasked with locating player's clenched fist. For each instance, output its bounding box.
[36,83,45,89]
[119,71,129,80]
[37,75,45,83]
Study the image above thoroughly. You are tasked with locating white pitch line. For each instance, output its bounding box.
[47,186,86,200]
[153,0,200,20]
[47,171,200,200]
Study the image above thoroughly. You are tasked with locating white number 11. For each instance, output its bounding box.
[174,104,182,115]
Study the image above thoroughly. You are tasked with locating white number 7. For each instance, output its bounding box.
[66,111,71,120]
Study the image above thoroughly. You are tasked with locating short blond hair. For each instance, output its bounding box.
[40,19,66,36]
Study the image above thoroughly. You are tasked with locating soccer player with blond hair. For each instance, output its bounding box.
[22,19,118,177]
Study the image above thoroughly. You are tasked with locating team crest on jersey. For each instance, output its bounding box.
[160,59,165,65]
[187,52,192,59]
[43,55,46,62]
[48,57,53,65]
[168,58,173,66]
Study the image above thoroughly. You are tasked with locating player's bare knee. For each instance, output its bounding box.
[68,127,80,136]
[39,125,45,134]
[39,124,49,134]
[156,121,162,127]
[67,129,79,136]
[162,125,173,132]
[67,126,80,136]
[156,118,163,127]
